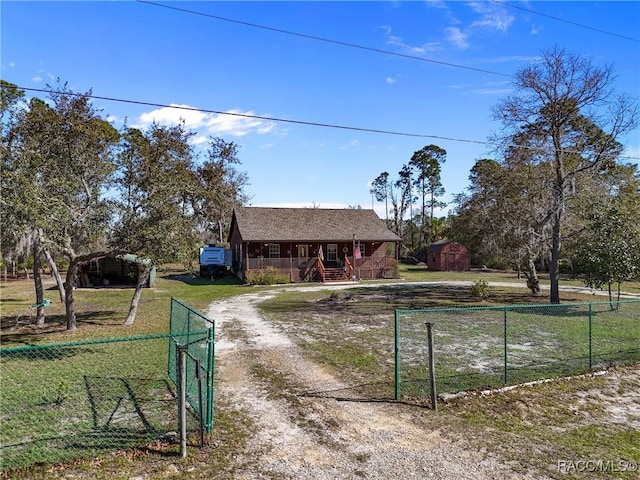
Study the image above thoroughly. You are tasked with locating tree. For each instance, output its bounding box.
[394,164,414,248]
[570,164,640,302]
[409,145,447,250]
[3,82,119,329]
[370,172,390,222]
[194,138,249,245]
[450,158,550,290]
[492,46,638,303]
[113,123,199,325]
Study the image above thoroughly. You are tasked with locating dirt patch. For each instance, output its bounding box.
[207,289,544,479]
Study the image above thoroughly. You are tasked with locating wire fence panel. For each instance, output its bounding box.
[395,299,640,400]
[0,335,196,472]
[169,298,215,433]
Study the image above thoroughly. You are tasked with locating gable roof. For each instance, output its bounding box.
[230,207,401,242]
[427,240,469,254]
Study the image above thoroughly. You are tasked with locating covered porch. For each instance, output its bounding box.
[237,241,397,283]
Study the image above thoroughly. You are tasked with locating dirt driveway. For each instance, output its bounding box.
[207,287,547,480]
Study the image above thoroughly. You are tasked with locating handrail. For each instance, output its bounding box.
[344,256,354,280]
[317,257,325,282]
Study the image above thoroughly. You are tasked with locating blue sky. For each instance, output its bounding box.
[2,1,639,218]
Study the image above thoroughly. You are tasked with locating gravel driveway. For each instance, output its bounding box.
[207,287,550,479]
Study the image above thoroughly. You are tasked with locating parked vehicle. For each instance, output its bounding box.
[199,245,230,277]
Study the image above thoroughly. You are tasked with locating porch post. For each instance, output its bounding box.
[245,242,249,277]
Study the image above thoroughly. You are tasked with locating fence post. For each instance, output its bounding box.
[206,326,215,433]
[589,303,593,370]
[394,310,400,401]
[177,345,187,458]
[195,359,204,449]
[425,322,437,411]
[503,306,508,385]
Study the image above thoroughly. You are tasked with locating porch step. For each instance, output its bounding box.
[323,267,350,282]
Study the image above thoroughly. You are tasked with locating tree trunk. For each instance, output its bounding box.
[33,238,46,327]
[64,261,78,331]
[525,258,541,294]
[549,212,562,304]
[123,265,152,326]
[44,249,65,303]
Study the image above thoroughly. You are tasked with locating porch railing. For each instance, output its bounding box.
[344,256,354,280]
[246,255,394,272]
[317,258,325,282]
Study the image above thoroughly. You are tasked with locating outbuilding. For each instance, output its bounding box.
[427,240,471,272]
[78,254,156,288]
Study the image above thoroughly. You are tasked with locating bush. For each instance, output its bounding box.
[245,266,290,286]
[471,279,490,300]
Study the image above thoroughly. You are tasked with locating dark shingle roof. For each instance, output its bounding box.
[231,207,401,242]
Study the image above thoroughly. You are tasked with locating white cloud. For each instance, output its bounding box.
[32,75,43,83]
[339,139,360,150]
[384,27,441,55]
[191,135,209,145]
[445,27,469,49]
[206,110,272,137]
[136,105,276,137]
[530,24,542,35]
[386,77,396,84]
[485,55,540,64]
[468,2,514,32]
[9,61,15,68]
[139,104,208,128]
[260,143,274,149]
[105,114,119,123]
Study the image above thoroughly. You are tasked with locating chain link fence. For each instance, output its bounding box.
[0,334,203,472]
[168,298,215,433]
[394,299,640,400]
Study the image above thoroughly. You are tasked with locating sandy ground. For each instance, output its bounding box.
[207,286,553,479]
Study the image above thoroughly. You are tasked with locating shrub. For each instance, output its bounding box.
[471,279,490,300]
[245,266,290,285]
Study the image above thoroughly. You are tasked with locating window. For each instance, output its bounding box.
[327,244,338,262]
[269,244,280,258]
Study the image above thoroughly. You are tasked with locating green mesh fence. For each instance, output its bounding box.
[168,298,214,433]
[394,299,640,399]
[0,334,198,472]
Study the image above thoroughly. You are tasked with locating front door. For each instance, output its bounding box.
[326,244,338,267]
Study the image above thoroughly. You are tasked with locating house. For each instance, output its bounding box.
[228,207,401,283]
[426,240,471,272]
[78,254,156,288]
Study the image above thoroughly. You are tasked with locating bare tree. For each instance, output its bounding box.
[492,46,638,303]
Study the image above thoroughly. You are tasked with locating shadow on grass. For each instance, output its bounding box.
[162,273,243,287]
[0,310,123,345]
[261,284,553,317]
[1,375,188,472]
[298,380,433,409]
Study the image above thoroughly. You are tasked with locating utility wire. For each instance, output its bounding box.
[13,86,485,144]
[9,85,639,161]
[492,0,640,43]
[135,0,511,78]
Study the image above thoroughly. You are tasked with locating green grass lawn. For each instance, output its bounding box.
[1,264,639,478]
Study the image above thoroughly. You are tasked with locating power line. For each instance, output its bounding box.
[492,0,640,43]
[135,0,511,78]
[9,85,639,161]
[13,85,486,144]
